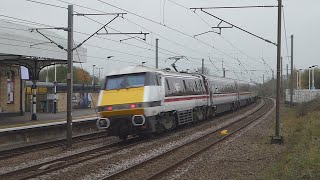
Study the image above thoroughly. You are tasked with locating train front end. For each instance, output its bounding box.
[96,68,162,140]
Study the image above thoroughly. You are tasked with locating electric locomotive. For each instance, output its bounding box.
[96,65,257,140]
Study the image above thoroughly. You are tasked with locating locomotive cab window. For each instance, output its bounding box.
[105,73,146,90]
[105,72,161,90]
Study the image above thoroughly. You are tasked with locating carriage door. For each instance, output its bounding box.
[208,82,213,106]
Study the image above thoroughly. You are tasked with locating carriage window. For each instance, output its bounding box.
[183,80,187,90]
[200,80,204,92]
[194,81,198,91]
[166,79,170,90]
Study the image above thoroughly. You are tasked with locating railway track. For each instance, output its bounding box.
[101,98,274,180]
[0,99,267,180]
[0,136,148,180]
[0,131,110,160]
[0,99,260,162]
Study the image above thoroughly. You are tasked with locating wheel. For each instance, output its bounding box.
[193,108,205,122]
[231,103,236,111]
[161,113,176,130]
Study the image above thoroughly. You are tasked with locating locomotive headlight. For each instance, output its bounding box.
[98,106,113,112]
[130,104,136,109]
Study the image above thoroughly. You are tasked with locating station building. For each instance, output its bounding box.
[0,64,24,115]
[0,19,87,118]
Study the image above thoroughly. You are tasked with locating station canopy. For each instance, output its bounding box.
[0,19,87,63]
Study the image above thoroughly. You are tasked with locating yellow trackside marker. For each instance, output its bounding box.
[220,130,228,136]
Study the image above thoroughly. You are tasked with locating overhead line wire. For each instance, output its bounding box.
[53,0,235,66]
[0,14,54,27]
[0,23,167,61]
[0,22,207,67]
[95,0,253,67]
[123,17,211,59]
[167,0,268,80]
[50,0,206,63]
[25,0,67,9]
[23,0,181,58]
[168,0,265,69]
[53,0,219,64]
[24,0,252,75]
[78,15,186,59]
[282,7,290,64]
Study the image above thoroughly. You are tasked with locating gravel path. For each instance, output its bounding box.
[164,99,285,180]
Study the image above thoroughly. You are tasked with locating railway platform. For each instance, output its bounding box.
[0,109,97,129]
[0,109,99,149]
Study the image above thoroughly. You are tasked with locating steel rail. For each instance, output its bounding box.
[0,131,108,160]
[102,98,273,179]
[0,99,264,179]
[145,98,274,180]
[0,137,147,180]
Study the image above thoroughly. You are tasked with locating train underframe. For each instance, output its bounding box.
[100,97,257,140]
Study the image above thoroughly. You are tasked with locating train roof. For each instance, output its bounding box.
[203,75,254,85]
[107,65,255,85]
[107,65,202,79]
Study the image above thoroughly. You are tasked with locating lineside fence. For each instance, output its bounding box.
[285,89,320,103]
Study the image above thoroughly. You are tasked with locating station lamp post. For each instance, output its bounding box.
[92,64,96,85]
[54,63,57,113]
[299,69,303,89]
[312,65,318,89]
[105,56,114,76]
[96,67,103,84]
[309,66,312,90]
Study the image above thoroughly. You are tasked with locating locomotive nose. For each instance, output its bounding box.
[96,118,110,129]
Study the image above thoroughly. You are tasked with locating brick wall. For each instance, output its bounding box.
[0,65,23,113]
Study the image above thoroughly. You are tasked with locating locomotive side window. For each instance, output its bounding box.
[145,72,161,86]
[156,75,161,86]
[164,76,205,97]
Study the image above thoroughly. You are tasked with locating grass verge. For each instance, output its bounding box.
[263,101,320,179]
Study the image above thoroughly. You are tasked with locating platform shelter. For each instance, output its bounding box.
[0,20,87,120]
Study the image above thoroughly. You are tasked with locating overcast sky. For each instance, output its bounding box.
[1,0,319,82]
